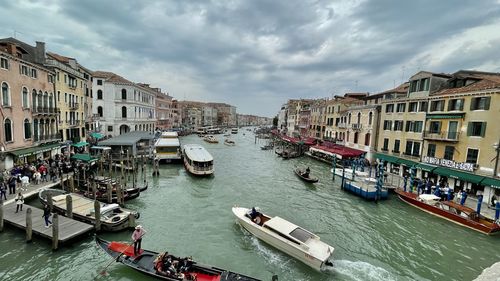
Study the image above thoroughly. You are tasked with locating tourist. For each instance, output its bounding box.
[21,175,30,191]
[0,181,7,200]
[15,192,24,213]
[132,225,146,256]
[8,176,16,195]
[42,204,52,228]
[33,171,41,185]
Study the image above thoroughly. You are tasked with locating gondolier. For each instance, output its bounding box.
[132,225,146,256]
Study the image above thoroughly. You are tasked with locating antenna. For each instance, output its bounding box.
[401,66,406,84]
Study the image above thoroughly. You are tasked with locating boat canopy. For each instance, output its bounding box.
[155,138,180,147]
[183,144,213,162]
[264,216,316,243]
[100,203,120,214]
[161,132,178,138]
[310,144,365,159]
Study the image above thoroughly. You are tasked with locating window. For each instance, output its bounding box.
[470,96,490,110]
[364,133,370,146]
[430,100,445,112]
[65,92,67,103]
[354,132,359,144]
[48,74,54,83]
[356,112,361,124]
[385,104,394,113]
[383,120,392,130]
[427,144,436,157]
[368,112,373,125]
[121,106,127,118]
[31,68,37,78]
[405,141,421,156]
[409,102,418,112]
[382,138,389,151]
[419,101,428,112]
[32,89,37,108]
[405,121,413,132]
[1,82,9,106]
[108,125,113,131]
[24,119,31,139]
[419,78,430,91]
[393,140,400,153]
[467,122,486,137]
[394,120,404,131]
[448,98,464,111]
[4,118,12,142]
[414,121,423,133]
[121,89,127,100]
[0,57,8,69]
[348,113,351,124]
[97,89,103,100]
[409,80,418,93]
[444,146,454,160]
[429,121,441,134]
[396,103,406,113]
[97,106,103,117]
[22,87,28,108]
[21,65,29,75]
[97,79,103,85]
[466,149,479,164]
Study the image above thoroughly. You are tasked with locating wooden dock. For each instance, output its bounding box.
[1,202,94,245]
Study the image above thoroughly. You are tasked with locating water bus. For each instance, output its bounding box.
[182,144,214,176]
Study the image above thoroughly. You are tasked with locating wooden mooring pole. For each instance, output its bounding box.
[94,200,101,232]
[128,213,136,228]
[0,200,4,232]
[106,183,113,204]
[47,193,53,213]
[26,207,32,243]
[52,213,59,250]
[66,194,73,219]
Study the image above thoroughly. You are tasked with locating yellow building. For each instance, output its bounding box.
[46,52,88,145]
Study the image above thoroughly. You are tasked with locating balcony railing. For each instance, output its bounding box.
[338,123,348,128]
[423,131,460,141]
[34,133,61,142]
[67,120,81,126]
[69,103,79,110]
[352,123,362,130]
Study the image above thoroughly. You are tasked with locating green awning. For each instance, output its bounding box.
[71,153,98,163]
[375,153,400,164]
[426,113,465,119]
[433,167,484,184]
[480,177,500,189]
[397,158,418,167]
[71,141,89,148]
[90,132,104,140]
[8,143,60,158]
[417,163,438,172]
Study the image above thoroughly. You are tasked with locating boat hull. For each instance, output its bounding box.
[343,181,388,201]
[396,189,500,235]
[294,169,319,183]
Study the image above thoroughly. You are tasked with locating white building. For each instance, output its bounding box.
[202,106,218,126]
[92,71,156,137]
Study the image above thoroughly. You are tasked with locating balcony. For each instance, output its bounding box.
[67,120,81,127]
[423,131,460,142]
[337,123,348,129]
[34,133,62,143]
[69,103,79,110]
[352,123,362,131]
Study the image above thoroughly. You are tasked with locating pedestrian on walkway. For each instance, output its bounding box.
[15,192,24,213]
[0,181,7,200]
[132,225,146,256]
[8,176,16,195]
[21,175,30,191]
[42,205,52,228]
[33,171,41,185]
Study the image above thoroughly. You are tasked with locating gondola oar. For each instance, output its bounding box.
[99,241,133,276]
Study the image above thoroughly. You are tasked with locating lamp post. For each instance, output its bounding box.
[494,138,500,177]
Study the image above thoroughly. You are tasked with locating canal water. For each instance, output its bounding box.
[1,132,499,281]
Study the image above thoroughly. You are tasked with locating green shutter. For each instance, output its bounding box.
[480,122,487,137]
[467,122,472,136]
[470,98,475,110]
[459,99,464,110]
[447,100,452,111]
[484,97,491,110]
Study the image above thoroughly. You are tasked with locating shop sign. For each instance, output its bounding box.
[422,156,474,172]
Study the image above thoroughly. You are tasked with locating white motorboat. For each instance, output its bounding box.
[331,167,369,179]
[183,144,214,176]
[232,207,334,271]
[203,135,219,143]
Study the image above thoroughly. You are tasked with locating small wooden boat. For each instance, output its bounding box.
[260,144,273,150]
[396,189,500,235]
[294,168,319,183]
[203,135,219,143]
[233,207,334,271]
[96,237,267,281]
[39,188,139,232]
[224,139,235,146]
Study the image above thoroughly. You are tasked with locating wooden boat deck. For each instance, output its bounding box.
[52,194,96,218]
[2,203,94,243]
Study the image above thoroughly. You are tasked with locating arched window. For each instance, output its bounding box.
[49,93,53,110]
[22,87,29,108]
[33,119,39,141]
[357,112,361,124]
[368,112,373,125]
[43,91,48,109]
[121,89,127,100]
[4,118,12,142]
[97,89,103,100]
[2,82,9,106]
[354,132,359,144]
[348,113,351,124]
[37,90,43,110]
[32,89,37,109]
[121,106,127,118]
[364,133,371,146]
[24,119,31,139]
[347,131,350,142]
[97,106,103,117]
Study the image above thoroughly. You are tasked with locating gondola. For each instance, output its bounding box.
[96,237,272,281]
[294,168,319,183]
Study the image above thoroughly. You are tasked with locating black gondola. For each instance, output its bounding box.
[96,237,269,281]
[294,168,319,183]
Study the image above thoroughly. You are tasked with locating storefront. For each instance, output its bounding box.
[6,143,61,168]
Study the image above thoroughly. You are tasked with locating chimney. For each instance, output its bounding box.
[34,41,46,64]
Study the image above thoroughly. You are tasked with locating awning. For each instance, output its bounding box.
[71,153,98,163]
[480,177,500,189]
[426,113,465,119]
[72,141,89,148]
[417,163,438,172]
[397,158,418,167]
[90,132,104,140]
[8,143,60,158]
[433,167,484,184]
[375,153,400,164]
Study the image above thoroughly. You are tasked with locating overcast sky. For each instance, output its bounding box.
[1,0,500,117]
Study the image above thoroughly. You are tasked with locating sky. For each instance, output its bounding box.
[1,0,500,117]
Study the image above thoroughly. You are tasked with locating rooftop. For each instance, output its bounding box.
[98,131,155,146]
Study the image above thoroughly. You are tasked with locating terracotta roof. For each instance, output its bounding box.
[47,52,73,63]
[377,82,409,95]
[432,72,500,96]
[93,71,134,84]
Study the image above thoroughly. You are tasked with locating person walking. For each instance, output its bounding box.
[0,181,7,200]
[131,225,146,256]
[15,192,24,213]
[42,205,52,228]
[8,176,16,195]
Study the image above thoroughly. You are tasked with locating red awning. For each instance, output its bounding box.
[280,135,316,145]
[311,144,365,159]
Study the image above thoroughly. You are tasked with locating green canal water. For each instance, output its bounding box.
[1,133,499,281]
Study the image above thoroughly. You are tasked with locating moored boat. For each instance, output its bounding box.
[203,135,219,143]
[232,207,334,271]
[182,144,214,176]
[294,168,319,183]
[96,237,266,281]
[396,189,500,235]
[224,139,236,146]
[39,188,139,232]
[231,128,238,134]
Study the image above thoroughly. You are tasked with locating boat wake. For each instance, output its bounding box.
[329,260,398,281]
